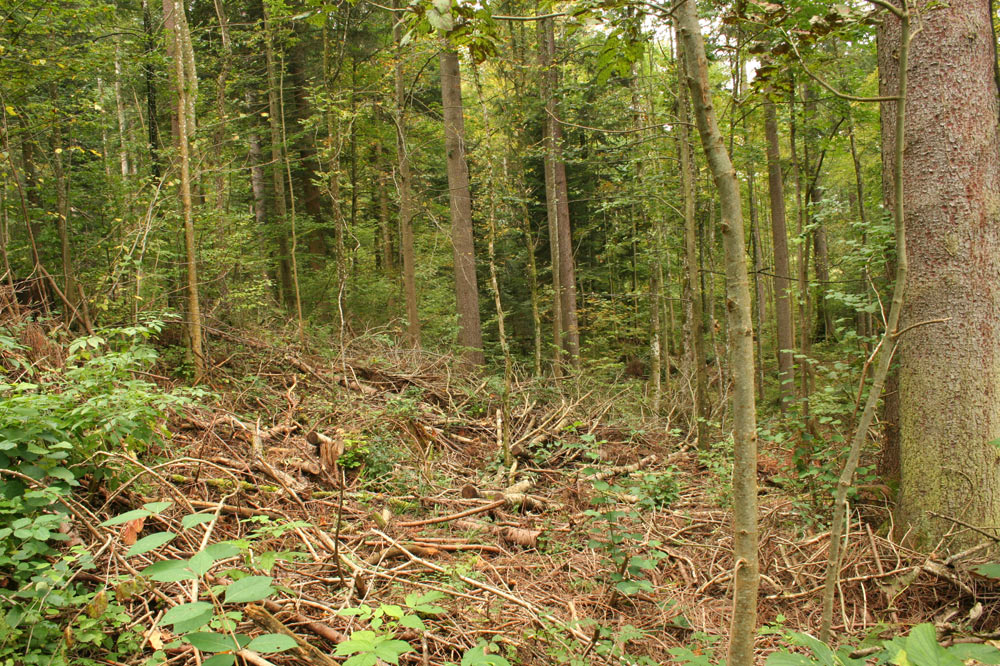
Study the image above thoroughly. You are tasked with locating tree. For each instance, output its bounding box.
[676,3,759,664]
[439,44,485,365]
[763,96,795,407]
[165,0,205,381]
[883,0,1000,550]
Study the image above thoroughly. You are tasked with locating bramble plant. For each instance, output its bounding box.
[101,502,299,665]
[0,322,200,665]
[763,622,1000,666]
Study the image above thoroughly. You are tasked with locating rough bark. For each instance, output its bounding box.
[764,97,796,408]
[881,0,1000,551]
[676,6,759,664]
[439,45,484,365]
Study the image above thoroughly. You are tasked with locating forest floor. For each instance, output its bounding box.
[20,325,998,665]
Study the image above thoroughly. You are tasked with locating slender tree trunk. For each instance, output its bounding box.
[167,0,204,381]
[246,91,271,287]
[676,30,709,449]
[749,174,766,402]
[764,97,796,408]
[439,45,484,365]
[288,40,329,268]
[262,6,293,307]
[394,4,420,347]
[142,0,161,178]
[51,108,76,311]
[375,140,395,275]
[541,18,579,368]
[676,5,759,665]
[538,18,562,371]
[789,88,813,415]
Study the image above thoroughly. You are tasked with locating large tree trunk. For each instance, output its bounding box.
[439,45,484,365]
[676,4,759,665]
[764,98,796,408]
[881,0,1000,551]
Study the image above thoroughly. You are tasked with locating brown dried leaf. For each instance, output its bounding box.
[120,517,145,546]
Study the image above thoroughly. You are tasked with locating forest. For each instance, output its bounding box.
[2,0,1000,664]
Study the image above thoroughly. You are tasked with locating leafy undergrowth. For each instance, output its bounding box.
[1,320,998,666]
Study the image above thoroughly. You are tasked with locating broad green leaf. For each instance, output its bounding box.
[765,654,814,666]
[399,615,425,630]
[101,509,150,526]
[190,542,241,575]
[343,654,378,666]
[245,633,297,653]
[201,655,236,666]
[143,559,196,583]
[185,632,249,652]
[160,601,214,629]
[336,631,378,655]
[904,624,945,666]
[947,643,1000,664]
[127,532,177,557]
[790,632,836,666]
[373,639,414,664]
[224,576,274,604]
[182,513,216,530]
[461,644,512,666]
[974,563,1000,579]
[143,501,174,514]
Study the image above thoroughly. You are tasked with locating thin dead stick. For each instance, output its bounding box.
[396,499,504,527]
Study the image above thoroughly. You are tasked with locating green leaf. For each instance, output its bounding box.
[245,633,297,653]
[201,655,236,666]
[947,643,1000,664]
[764,654,814,666]
[182,513,216,530]
[336,631,378,655]
[374,639,415,664]
[399,615,425,630]
[127,531,177,557]
[160,601,214,629]
[101,509,150,526]
[224,576,274,604]
[790,632,836,666]
[343,654,378,666]
[143,501,174,514]
[974,563,1000,579]
[143,559,196,583]
[185,632,250,652]
[461,644,512,666]
[190,542,241,575]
